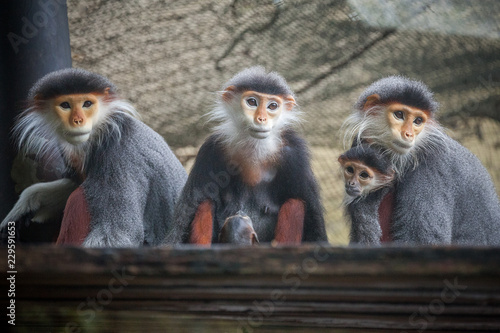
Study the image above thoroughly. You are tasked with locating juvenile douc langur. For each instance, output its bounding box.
[218,212,259,245]
[343,76,500,245]
[338,144,394,202]
[338,144,395,243]
[164,66,327,245]
[0,68,187,247]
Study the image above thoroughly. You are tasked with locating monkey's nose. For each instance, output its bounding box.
[403,131,414,141]
[73,118,83,125]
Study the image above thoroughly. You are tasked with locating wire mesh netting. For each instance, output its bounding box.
[66,0,500,244]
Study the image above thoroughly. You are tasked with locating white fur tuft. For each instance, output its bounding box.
[13,98,139,174]
[209,92,302,163]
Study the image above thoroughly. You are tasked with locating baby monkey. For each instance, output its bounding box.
[338,145,395,203]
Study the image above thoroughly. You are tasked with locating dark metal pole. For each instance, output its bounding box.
[0,0,72,219]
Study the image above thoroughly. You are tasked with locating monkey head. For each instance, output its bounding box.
[211,66,299,148]
[346,76,440,154]
[363,94,431,154]
[338,145,394,199]
[343,76,446,174]
[28,68,118,145]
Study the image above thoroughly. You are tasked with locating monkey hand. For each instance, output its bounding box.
[0,178,78,229]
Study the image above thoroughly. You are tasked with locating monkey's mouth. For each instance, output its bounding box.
[392,140,413,153]
[65,131,91,144]
[67,131,91,137]
[249,128,271,139]
[345,186,361,197]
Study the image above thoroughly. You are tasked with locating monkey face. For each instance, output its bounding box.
[340,160,376,197]
[222,85,296,140]
[385,103,429,154]
[51,94,102,145]
[239,91,286,139]
[343,161,375,197]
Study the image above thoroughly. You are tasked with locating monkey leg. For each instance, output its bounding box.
[378,190,394,243]
[273,198,305,244]
[189,200,214,245]
[56,186,91,245]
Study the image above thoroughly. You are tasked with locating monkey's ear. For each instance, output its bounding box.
[338,155,347,165]
[222,85,237,102]
[33,94,45,107]
[283,95,296,112]
[363,94,381,111]
[104,87,110,96]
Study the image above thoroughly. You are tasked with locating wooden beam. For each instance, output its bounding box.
[2,245,500,332]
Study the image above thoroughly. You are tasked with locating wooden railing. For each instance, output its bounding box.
[2,245,500,332]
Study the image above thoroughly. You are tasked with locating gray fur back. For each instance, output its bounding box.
[82,116,187,246]
[391,135,500,245]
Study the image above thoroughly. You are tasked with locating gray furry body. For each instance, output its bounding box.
[344,76,500,245]
[1,68,187,246]
[164,131,327,244]
[346,187,389,244]
[390,135,500,245]
[165,66,326,244]
[81,114,187,246]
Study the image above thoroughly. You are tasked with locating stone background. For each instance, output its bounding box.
[66,0,500,244]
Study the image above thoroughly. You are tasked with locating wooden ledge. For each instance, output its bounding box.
[2,245,500,332]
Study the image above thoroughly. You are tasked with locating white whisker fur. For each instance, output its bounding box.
[341,106,447,177]
[209,91,302,163]
[13,98,139,174]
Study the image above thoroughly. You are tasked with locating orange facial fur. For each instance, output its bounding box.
[241,90,284,124]
[50,92,108,145]
[338,156,393,197]
[53,94,99,128]
[222,86,295,140]
[362,94,431,154]
[385,102,429,144]
[341,159,377,188]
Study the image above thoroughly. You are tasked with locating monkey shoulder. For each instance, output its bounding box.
[186,134,229,184]
[279,130,312,170]
[85,115,186,196]
[95,115,182,170]
[394,135,500,242]
[407,136,494,190]
[277,130,322,203]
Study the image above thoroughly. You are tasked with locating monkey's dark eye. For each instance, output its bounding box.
[268,102,279,111]
[246,98,258,107]
[83,101,93,108]
[394,111,404,120]
[359,172,370,180]
[60,102,70,109]
[346,166,354,174]
[414,117,423,125]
